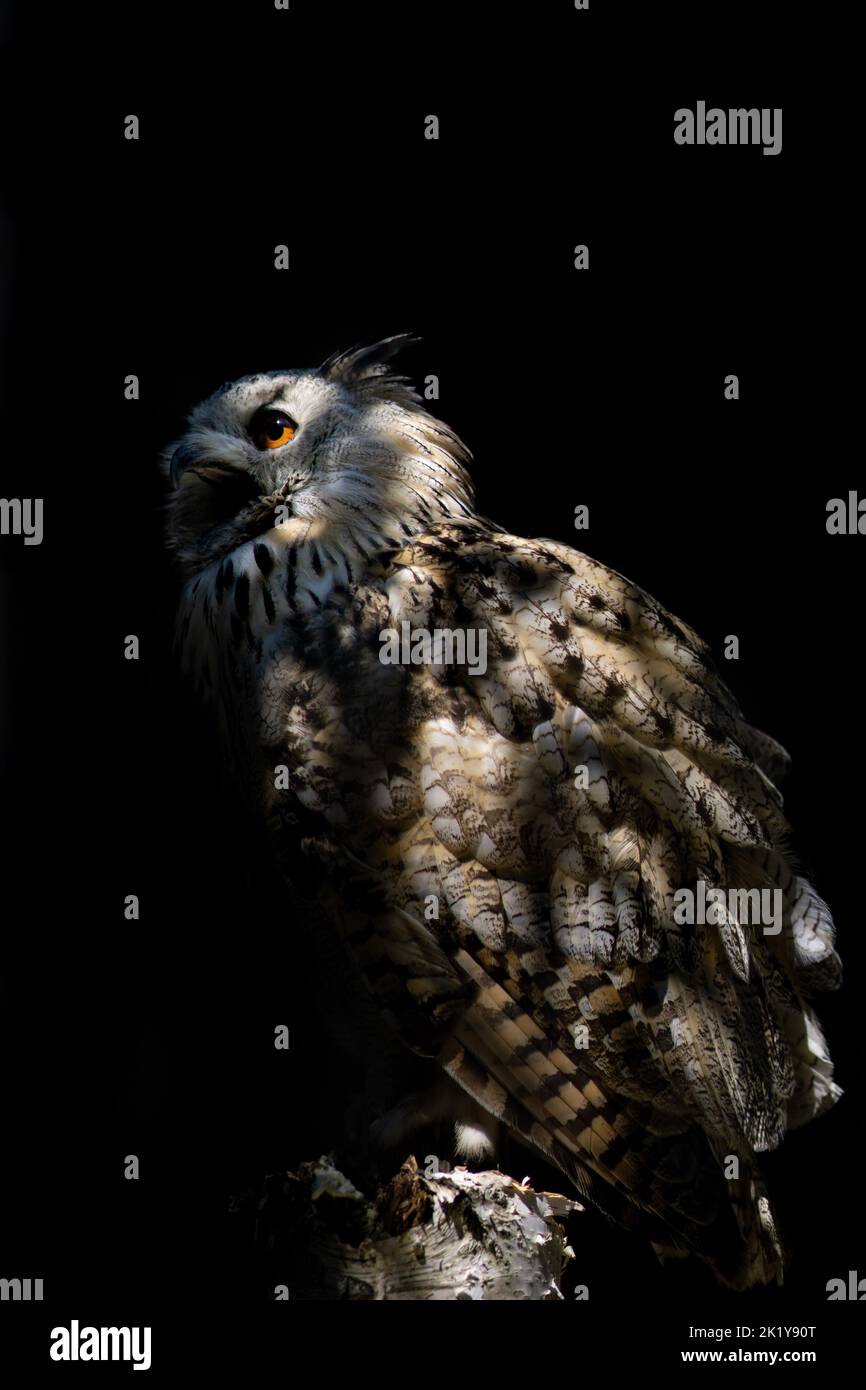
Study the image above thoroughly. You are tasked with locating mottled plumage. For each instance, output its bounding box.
[164,336,841,1288]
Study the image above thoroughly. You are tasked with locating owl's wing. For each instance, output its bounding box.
[272,519,841,1287]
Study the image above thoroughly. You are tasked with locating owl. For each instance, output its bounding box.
[164,335,841,1288]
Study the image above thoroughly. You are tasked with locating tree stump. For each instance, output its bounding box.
[234,1155,582,1301]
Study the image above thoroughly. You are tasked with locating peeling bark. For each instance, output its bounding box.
[233,1156,582,1301]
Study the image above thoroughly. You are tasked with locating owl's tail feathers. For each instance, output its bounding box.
[650,1191,783,1289]
[439,1020,784,1289]
[713,1164,784,1289]
[554,1137,784,1290]
[557,1135,784,1290]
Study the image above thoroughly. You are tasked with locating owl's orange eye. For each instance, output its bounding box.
[250,408,298,451]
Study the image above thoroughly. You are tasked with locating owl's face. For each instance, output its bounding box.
[163,337,475,579]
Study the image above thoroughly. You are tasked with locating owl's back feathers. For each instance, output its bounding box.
[185,511,842,1288]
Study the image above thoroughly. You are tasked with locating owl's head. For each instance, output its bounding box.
[163,335,475,577]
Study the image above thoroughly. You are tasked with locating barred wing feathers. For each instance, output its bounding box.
[262,520,840,1288]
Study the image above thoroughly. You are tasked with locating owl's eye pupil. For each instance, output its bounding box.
[250,407,298,451]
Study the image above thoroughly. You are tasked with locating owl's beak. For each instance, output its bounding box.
[169,444,196,489]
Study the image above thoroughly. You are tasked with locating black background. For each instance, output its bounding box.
[0,0,860,1374]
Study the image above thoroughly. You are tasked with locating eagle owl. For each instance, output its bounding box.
[164,335,841,1289]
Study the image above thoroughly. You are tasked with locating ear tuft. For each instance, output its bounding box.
[319,333,419,383]
[318,334,423,406]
